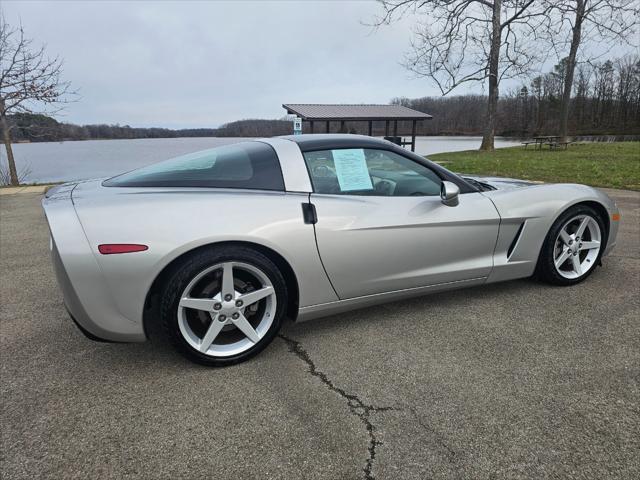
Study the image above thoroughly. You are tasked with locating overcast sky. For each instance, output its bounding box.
[2,1,633,129]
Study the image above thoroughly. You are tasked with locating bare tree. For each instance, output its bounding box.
[0,15,74,186]
[375,1,551,150]
[615,55,640,130]
[548,0,638,141]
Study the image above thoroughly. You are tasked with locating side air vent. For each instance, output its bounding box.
[507,222,525,259]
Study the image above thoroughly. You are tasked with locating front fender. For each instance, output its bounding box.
[482,183,619,283]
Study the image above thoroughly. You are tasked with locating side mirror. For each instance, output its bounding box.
[440,181,460,207]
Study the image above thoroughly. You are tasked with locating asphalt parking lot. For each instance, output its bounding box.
[1,189,638,480]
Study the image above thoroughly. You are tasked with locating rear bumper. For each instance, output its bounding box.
[66,306,119,343]
[43,192,146,343]
[52,241,145,342]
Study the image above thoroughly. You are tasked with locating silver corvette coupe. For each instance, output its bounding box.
[43,134,620,366]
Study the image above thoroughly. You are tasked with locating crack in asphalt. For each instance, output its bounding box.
[279,334,394,480]
[407,407,457,465]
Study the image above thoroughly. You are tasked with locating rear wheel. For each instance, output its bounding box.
[537,205,605,286]
[160,246,287,366]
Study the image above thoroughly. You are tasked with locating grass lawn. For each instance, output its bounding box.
[429,141,640,191]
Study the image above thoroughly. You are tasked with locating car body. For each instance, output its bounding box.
[43,134,620,364]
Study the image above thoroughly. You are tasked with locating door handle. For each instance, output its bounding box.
[301,203,317,225]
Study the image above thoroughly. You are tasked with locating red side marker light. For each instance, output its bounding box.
[98,244,148,255]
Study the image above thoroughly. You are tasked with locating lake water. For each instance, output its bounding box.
[2,136,521,183]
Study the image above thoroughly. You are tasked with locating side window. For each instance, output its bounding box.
[104,142,284,190]
[303,148,442,196]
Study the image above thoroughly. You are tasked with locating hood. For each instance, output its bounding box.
[460,175,540,191]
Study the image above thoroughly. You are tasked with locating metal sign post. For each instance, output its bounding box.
[293,117,302,135]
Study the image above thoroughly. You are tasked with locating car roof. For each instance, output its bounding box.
[279,134,396,152]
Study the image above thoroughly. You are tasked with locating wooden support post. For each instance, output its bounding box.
[368,120,373,137]
[393,120,398,138]
[411,120,416,152]
[385,121,389,136]
[309,121,314,134]
[326,121,330,133]
[340,120,345,133]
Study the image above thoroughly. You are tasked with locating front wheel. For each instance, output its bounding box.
[160,246,287,366]
[536,205,605,286]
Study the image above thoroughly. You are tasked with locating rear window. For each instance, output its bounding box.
[103,142,284,190]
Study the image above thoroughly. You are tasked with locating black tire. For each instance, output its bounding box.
[536,204,606,286]
[160,246,287,366]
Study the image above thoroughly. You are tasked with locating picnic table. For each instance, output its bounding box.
[522,136,572,150]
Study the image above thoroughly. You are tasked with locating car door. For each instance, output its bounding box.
[303,147,500,299]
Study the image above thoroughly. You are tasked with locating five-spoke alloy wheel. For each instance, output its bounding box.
[553,215,602,279]
[537,205,606,285]
[160,246,287,366]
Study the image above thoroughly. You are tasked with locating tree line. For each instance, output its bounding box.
[6,113,218,142]
[393,55,640,137]
[5,114,293,143]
